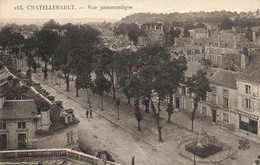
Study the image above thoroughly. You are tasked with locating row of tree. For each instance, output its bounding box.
[0,20,212,142]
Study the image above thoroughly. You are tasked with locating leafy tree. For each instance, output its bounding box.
[36,29,61,79]
[94,47,117,99]
[162,57,187,123]
[186,70,211,131]
[135,45,170,113]
[151,100,163,142]
[125,73,145,130]
[9,32,25,58]
[0,27,14,52]
[42,19,61,31]
[54,23,100,91]
[92,72,112,111]
[245,26,253,41]
[22,36,38,78]
[220,18,234,30]
[75,74,85,97]
[183,27,190,37]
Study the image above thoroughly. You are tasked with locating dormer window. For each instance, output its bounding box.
[65,115,73,124]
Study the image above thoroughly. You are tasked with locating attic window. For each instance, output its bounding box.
[66,115,72,124]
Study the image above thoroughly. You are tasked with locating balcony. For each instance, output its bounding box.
[0,148,122,165]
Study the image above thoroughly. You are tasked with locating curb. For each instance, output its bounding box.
[32,74,158,147]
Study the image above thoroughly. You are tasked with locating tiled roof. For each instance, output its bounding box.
[209,31,251,48]
[221,53,242,71]
[209,69,238,89]
[238,52,260,83]
[185,61,238,89]
[48,104,80,133]
[194,28,207,33]
[176,38,192,47]
[0,100,37,120]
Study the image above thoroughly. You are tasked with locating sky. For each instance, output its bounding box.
[0,0,260,20]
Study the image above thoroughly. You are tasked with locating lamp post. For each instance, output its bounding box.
[193,145,196,165]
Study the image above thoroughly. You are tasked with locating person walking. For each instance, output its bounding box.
[86,110,89,118]
[90,110,92,118]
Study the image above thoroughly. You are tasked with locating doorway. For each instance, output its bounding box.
[212,109,216,123]
[175,97,180,109]
[18,134,26,149]
[0,134,7,149]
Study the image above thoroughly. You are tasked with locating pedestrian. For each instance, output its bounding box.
[90,110,92,118]
[86,110,89,118]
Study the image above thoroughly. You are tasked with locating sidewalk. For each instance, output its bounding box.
[24,63,260,165]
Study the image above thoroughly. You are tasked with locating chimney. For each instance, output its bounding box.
[217,33,221,46]
[199,46,203,54]
[7,76,13,87]
[233,34,237,48]
[253,32,256,41]
[174,37,178,46]
[0,95,5,109]
[241,47,249,69]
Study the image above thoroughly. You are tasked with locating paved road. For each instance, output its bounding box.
[18,60,260,165]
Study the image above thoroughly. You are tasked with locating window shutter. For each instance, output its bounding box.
[253,85,259,97]
[218,96,222,106]
[242,98,245,108]
[252,100,257,111]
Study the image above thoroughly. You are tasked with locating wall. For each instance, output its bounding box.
[35,124,79,149]
[0,120,37,149]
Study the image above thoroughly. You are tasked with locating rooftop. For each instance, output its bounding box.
[238,52,260,83]
[0,100,37,120]
[185,61,238,89]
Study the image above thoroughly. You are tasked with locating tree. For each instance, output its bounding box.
[116,49,137,104]
[162,57,187,123]
[0,27,14,52]
[94,47,117,99]
[186,70,212,131]
[126,73,144,131]
[42,19,61,31]
[183,27,190,37]
[116,98,120,120]
[135,45,170,113]
[151,100,163,142]
[9,32,25,58]
[23,36,37,77]
[245,26,253,41]
[36,29,61,79]
[220,18,234,30]
[92,72,112,111]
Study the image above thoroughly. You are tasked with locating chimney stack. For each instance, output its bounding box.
[233,34,237,48]
[253,31,256,41]
[0,95,5,109]
[241,47,249,69]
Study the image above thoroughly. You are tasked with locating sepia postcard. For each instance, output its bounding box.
[1,0,260,165]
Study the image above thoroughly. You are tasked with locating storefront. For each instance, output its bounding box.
[238,111,258,135]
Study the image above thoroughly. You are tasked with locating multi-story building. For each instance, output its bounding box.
[205,30,251,66]
[0,63,80,150]
[236,52,260,138]
[189,28,209,39]
[174,61,239,131]
[138,23,165,46]
[183,44,205,62]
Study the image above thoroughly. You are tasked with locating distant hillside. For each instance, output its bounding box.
[0,18,118,26]
[118,11,260,26]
